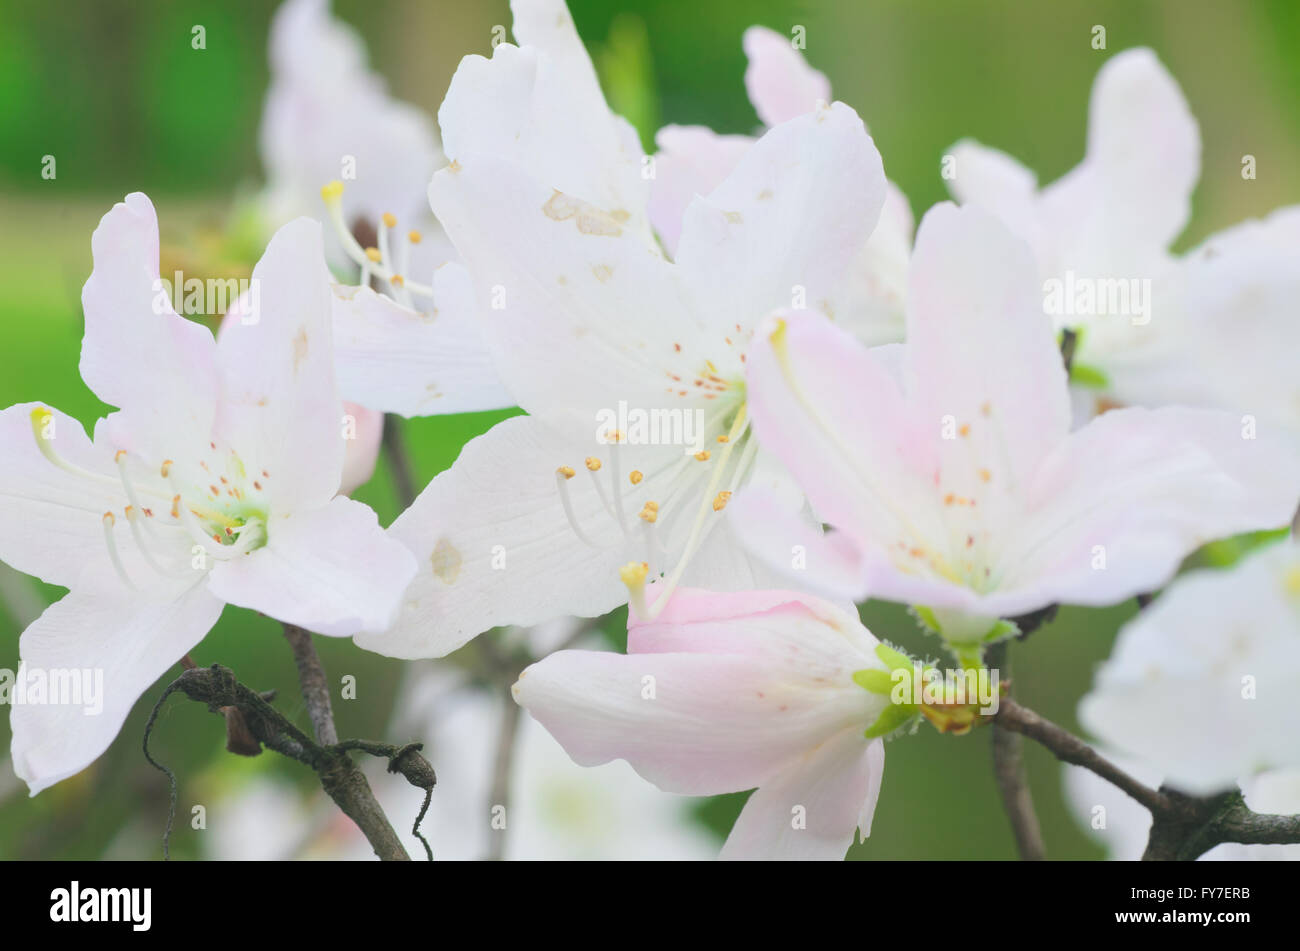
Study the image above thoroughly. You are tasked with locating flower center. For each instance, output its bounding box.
[320,180,434,309]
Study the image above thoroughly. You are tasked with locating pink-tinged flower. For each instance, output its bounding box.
[0,194,416,794]
[649,25,913,347]
[945,48,1199,408]
[513,588,892,860]
[1079,540,1300,795]
[734,202,1300,647]
[354,0,887,659]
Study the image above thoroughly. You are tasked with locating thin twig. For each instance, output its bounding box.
[986,643,1046,860]
[382,414,418,510]
[282,624,339,746]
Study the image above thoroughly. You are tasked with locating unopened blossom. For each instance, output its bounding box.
[649,24,913,346]
[0,194,416,794]
[734,202,1300,649]
[355,0,888,658]
[514,588,897,860]
[1079,540,1300,794]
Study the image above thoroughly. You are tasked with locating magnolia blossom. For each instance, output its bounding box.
[733,202,1300,647]
[649,25,913,346]
[514,588,894,860]
[0,194,416,794]
[1064,754,1300,861]
[355,0,888,658]
[1079,540,1300,794]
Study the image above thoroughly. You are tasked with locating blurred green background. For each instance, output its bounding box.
[1,0,1297,860]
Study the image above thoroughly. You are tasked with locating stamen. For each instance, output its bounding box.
[629,470,643,485]
[713,491,732,512]
[124,505,181,577]
[115,449,158,538]
[555,469,600,549]
[620,561,650,619]
[102,512,137,590]
[30,408,120,489]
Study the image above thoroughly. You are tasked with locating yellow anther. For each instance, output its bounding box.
[114,449,127,462]
[320,180,345,202]
[585,457,601,472]
[557,466,575,479]
[390,274,405,287]
[713,491,732,512]
[408,230,423,244]
[382,212,397,228]
[1284,564,1300,597]
[160,460,173,477]
[716,434,729,443]
[102,511,115,526]
[629,470,643,485]
[170,495,181,518]
[694,450,711,461]
[619,561,649,587]
[643,501,659,512]
[639,507,658,523]
[364,247,382,263]
[607,429,622,443]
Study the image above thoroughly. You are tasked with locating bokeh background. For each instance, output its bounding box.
[1,0,1298,860]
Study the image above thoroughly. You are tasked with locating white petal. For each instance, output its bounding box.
[720,729,883,860]
[206,495,416,637]
[338,402,383,496]
[429,153,705,434]
[79,193,219,462]
[214,217,344,511]
[1079,542,1300,794]
[10,580,224,795]
[354,415,641,658]
[741,25,833,127]
[1001,407,1300,610]
[329,263,515,417]
[674,102,886,341]
[648,125,755,256]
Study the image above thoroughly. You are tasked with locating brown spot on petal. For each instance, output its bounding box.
[431,537,462,585]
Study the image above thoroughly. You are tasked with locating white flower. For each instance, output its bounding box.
[0,194,416,793]
[733,202,1300,647]
[354,0,889,658]
[1079,540,1300,794]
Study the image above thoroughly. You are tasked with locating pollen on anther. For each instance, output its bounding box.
[408,230,422,244]
[585,457,601,472]
[557,466,575,479]
[643,501,659,512]
[694,450,710,461]
[391,274,405,287]
[716,434,729,443]
[160,459,173,477]
[114,449,127,462]
[170,495,180,518]
[124,505,135,519]
[629,470,643,485]
[713,491,732,512]
[365,247,382,263]
[382,212,397,229]
[254,480,263,490]
[209,484,220,496]
[639,507,658,523]
[320,180,345,202]
[102,511,115,526]
[978,468,991,482]
[959,424,971,437]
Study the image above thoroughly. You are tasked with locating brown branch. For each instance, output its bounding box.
[985,644,1045,860]
[282,624,339,746]
[994,698,1300,860]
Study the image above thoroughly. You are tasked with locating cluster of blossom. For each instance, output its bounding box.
[3,0,1298,860]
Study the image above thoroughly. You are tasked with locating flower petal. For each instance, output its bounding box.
[354,415,641,658]
[720,728,883,860]
[1000,407,1300,610]
[79,193,219,462]
[673,102,886,340]
[339,402,383,496]
[206,495,416,636]
[648,125,755,256]
[329,263,515,417]
[10,580,224,795]
[741,25,832,127]
[1079,542,1300,794]
[214,217,344,511]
